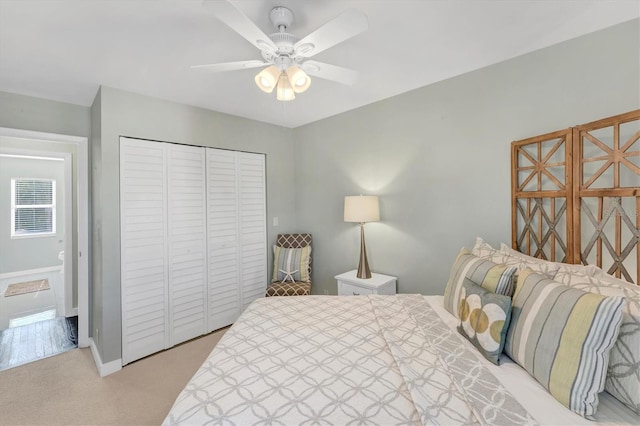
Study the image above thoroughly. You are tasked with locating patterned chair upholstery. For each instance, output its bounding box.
[266,233,312,297]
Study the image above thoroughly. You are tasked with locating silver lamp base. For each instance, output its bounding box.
[357,223,371,279]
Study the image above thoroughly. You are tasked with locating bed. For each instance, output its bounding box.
[163,291,638,425]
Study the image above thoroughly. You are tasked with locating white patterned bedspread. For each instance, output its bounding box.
[164,295,536,425]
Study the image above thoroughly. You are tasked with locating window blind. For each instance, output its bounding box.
[12,178,56,236]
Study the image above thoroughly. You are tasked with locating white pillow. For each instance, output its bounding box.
[472,238,560,278]
[499,243,594,278]
[471,236,501,259]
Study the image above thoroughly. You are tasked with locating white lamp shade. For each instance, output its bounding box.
[276,72,296,101]
[254,66,280,93]
[344,195,380,223]
[286,65,311,93]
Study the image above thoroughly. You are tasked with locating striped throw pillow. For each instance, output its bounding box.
[272,245,311,283]
[443,248,517,319]
[504,269,626,417]
[555,269,640,415]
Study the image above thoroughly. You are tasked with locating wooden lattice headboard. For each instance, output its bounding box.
[511,110,640,284]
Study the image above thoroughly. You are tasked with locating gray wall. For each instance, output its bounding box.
[0,92,90,309]
[0,91,91,137]
[293,20,640,296]
[91,86,296,363]
[0,155,65,272]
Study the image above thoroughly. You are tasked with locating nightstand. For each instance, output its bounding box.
[335,270,397,295]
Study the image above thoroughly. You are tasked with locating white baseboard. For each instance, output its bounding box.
[89,337,121,377]
[0,266,61,279]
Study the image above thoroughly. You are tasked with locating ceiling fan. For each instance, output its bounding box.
[194,0,368,101]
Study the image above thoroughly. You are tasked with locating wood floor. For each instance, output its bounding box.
[0,316,77,371]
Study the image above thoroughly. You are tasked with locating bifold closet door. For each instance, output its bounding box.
[121,139,266,363]
[121,138,208,364]
[120,137,169,365]
[206,149,267,330]
[238,153,267,310]
[167,144,208,346]
[206,149,241,331]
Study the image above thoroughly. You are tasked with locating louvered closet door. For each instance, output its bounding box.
[206,149,241,331]
[238,152,267,310]
[167,144,208,345]
[120,137,169,365]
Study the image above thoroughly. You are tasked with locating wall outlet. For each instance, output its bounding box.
[324,289,328,295]
[273,217,279,227]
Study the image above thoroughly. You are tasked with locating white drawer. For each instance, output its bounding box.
[339,281,373,296]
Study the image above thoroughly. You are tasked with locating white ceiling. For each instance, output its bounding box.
[0,1,638,128]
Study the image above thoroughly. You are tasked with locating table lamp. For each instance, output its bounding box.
[344,195,380,279]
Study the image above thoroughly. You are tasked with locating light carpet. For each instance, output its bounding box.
[0,328,226,425]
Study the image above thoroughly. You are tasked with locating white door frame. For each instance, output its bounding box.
[0,127,89,348]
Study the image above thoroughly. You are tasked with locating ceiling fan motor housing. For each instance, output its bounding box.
[269,32,298,52]
[264,6,298,62]
[261,32,299,66]
[270,6,294,30]
[262,7,317,70]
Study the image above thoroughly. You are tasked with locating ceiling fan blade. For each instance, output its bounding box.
[301,61,359,86]
[294,9,368,58]
[191,60,268,72]
[202,0,278,53]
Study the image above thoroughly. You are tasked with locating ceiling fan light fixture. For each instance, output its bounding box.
[276,72,295,101]
[254,65,280,93]
[201,0,367,102]
[286,66,311,93]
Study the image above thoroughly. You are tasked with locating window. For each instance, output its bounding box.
[11,178,56,237]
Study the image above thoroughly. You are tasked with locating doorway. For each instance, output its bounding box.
[0,152,76,370]
[0,128,89,369]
